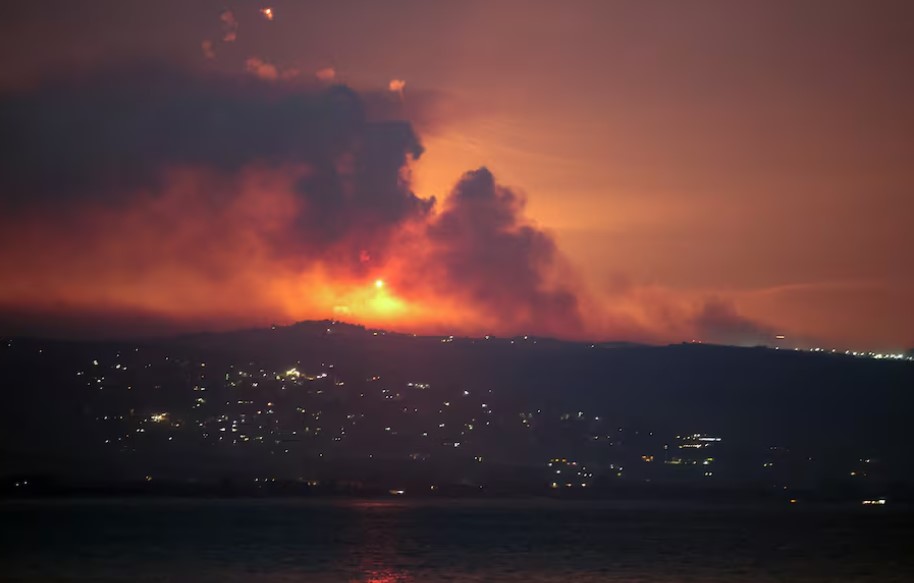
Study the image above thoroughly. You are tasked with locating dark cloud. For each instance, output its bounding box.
[0,62,579,336]
[0,64,357,201]
[425,168,581,332]
[0,64,434,265]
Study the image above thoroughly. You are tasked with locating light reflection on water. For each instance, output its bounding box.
[352,501,413,583]
[0,499,912,582]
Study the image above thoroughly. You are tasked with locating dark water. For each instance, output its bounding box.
[1,499,913,582]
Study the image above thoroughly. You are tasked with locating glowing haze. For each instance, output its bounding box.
[0,1,912,351]
[0,66,596,340]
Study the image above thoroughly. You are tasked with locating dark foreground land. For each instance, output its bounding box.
[3,321,914,501]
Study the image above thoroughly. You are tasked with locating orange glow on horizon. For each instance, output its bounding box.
[0,162,786,344]
[0,158,899,349]
[0,164,517,338]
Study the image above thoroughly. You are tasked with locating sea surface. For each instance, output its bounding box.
[1,498,912,582]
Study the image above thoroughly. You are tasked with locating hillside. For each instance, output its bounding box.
[2,322,912,498]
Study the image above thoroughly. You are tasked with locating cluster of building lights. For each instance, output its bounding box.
[781,345,912,361]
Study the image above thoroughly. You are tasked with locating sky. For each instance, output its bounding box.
[0,0,912,350]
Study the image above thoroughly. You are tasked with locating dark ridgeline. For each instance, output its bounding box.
[1,320,912,501]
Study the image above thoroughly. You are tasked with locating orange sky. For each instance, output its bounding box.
[0,1,912,350]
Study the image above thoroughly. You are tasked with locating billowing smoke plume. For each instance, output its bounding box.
[423,168,580,333]
[0,65,428,251]
[0,62,585,338]
[0,61,775,343]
